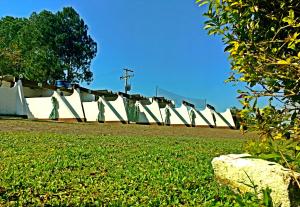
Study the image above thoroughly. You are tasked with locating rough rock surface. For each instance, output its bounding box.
[212,154,299,207]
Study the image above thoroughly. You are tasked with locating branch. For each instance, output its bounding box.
[279,150,300,189]
[272,25,291,41]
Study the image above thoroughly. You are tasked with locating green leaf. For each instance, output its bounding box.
[289,9,294,20]
[262,187,273,206]
[259,153,281,160]
[197,0,209,7]
[282,17,293,25]
[224,44,233,52]
[204,23,214,30]
[277,60,289,64]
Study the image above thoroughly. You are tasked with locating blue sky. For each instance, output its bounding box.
[0,0,242,111]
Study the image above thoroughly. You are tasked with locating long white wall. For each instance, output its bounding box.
[98,95,128,123]
[136,99,163,125]
[1,80,236,129]
[213,109,236,129]
[160,104,191,126]
[0,80,27,116]
[26,89,85,121]
[190,106,215,127]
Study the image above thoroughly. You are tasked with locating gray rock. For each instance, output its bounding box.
[212,154,300,207]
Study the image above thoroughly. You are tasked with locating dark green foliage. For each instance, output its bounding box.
[0,17,25,76]
[17,10,64,83]
[0,7,97,84]
[55,7,97,83]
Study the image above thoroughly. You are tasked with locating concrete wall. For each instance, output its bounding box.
[98,95,128,123]
[62,89,85,121]
[82,100,99,122]
[26,89,85,122]
[160,104,191,126]
[190,106,215,127]
[136,99,163,125]
[80,91,96,102]
[23,87,53,98]
[0,80,27,116]
[0,79,236,128]
[213,109,236,129]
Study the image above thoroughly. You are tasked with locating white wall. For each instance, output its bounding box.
[26,89,85,121]
[213,109,236,129]
[190,106,215,127]
[136,99,163,125]
[82,101,99,122]
[98,95,128,123]
[62,89,85,120]
[160,104,191,126]
[0,80,27,116]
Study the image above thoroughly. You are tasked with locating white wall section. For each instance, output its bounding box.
[136,99,163,125]
[0,80,27,116]
[98,95,128,123]
[213,109,236,129]
[190,106,215,127]
[26,89,85,121]
[82,101,99,122]
[160,104,191,126]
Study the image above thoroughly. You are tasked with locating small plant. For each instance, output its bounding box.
[234,187,273,207]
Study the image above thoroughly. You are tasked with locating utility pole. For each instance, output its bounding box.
[120,68,134,94]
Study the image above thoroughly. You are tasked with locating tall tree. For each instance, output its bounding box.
[198,0,300,173]
[0,7,97,84]
[17,11,63,83]
[56,7,97,83]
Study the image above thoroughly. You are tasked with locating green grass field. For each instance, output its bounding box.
[0,120,256,206]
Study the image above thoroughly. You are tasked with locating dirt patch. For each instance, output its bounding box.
[0,119,257,139]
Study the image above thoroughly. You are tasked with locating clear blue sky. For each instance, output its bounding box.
[0,0,242,111]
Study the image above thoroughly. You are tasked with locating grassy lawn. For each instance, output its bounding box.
[0,120,256,206]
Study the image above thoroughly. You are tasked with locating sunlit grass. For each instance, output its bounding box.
[0,127,247,206]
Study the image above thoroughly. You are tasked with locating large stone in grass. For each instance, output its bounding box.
[212,154,300,207]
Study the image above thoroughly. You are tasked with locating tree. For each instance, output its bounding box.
[197,0,300,176]
[55,7,97,83]
[16,11,63,83]
[0,7,97,84]
[0,17,26,77]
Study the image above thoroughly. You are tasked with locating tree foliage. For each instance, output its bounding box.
[0,7,97,84]
[0,17,25,76]
[198,0,300,174]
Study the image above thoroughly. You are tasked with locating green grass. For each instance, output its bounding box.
[0,129,247,206]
